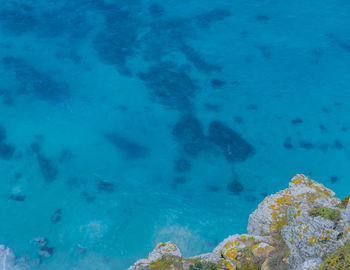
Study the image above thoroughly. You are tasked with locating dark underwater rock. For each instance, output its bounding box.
[93,2,142,75]
[0,125,15,160]
[211,78,227,88]
[329,33,350,53]
[81,191,96,203]
[138,64,198,111]
[208,120,255,162]
[59,148,73,162]
[173,114,205,142]
[0,142,15,160]
[319,124,327,132]
[299,141,314,149]
[38,246,55,258]
[103,132,149,159]
[37,154,58,183]
[148,3,165,17]
[93,27,138,76]
[3,57,70,103]
[50,209,62,224]
[248,104,259,110]
[181,45,221,74]
[0,6,38,34]
[195,9,232,28]
[332,140,344,149]
[31,142,41,154]
[0,1,93,38]
[284,137,293,149]
[97,179,115,192]
[330,176,339,183]
[234,116,243,124]
[171,176,186,188]
[256,14,270,22]
[9,194,26,202]
[173,114,205,156]
[208,185,220,192]
[204,103,220,112]
[174,157,191,173]
[227,179,244,195]
[291,118,303,125]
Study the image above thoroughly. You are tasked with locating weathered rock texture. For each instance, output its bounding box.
[128,174,350,270]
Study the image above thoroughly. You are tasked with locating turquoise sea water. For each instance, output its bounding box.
[0,0,350,269]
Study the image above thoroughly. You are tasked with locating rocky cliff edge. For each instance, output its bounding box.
[127,174,350,270]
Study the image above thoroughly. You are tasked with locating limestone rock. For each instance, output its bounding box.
[248,174,339,236]
[127,242,182,270]
[345,199,350,221]
[282,202,347,269]
[299,258,322,270]
[212,234,272,269]
[127,174,350,270]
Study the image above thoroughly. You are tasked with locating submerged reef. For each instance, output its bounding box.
[127,174,350,270]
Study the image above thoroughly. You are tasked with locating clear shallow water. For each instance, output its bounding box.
[0,0,350,269]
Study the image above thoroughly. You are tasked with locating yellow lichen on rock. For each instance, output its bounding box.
[252,243,274,258]
[128,174,350,270]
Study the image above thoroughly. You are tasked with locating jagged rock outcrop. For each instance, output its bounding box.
[127,174,350,270]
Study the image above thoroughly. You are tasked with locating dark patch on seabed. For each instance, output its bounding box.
[2,57,70,103]
[0,1,94,39]
[174,157,191,173]
[227,178,244,195]
[92,1,228,111]
[0,0,350,269]
[102,132,149,159]
[138,63,199,111]
[0,124,15,160]
[37,154,59,183]
[97,179,116,192]
[208,121,255,162]
[172,114,206,157]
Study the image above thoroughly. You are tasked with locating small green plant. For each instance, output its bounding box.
[149,256,182,270]
[337,194,350,209]
[319,240,350,269]
[237,247,260,270]
[189,260,217,270]
[309,206,341,223]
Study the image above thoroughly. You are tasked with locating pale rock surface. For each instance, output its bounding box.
[211,234,271,269]
[299,258,322,270]
[282,202,346,269]
[127,242,182,270]
[247,174,339,236]
[127,174,350,270]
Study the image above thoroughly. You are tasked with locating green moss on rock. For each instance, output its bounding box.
[189,260,217,270]
[238,247,260,270]
[319,240,350,270]
[309,206,341,223]
[149,256,182,270]
[337,194,350,209]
